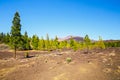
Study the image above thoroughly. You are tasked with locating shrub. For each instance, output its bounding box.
[66,57,72,63]
[24,52,29,58]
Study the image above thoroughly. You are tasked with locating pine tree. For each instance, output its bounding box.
[4,33,10,44]
[45,34,50,50]
[79,42,84,50]
[22,31,31,50]
[59,41,67,49]
[49,39,54,50]
[95,36,105,49]
[73,40,79,51]
[54,36,59,49]
[84,35,91,53]
[69,36,74,48]
[10,12,22,58]
[0,32,4,43]
[59,41,64,49]
[38,36,45,50]
[38,39,42,50]
[31,35,39,50]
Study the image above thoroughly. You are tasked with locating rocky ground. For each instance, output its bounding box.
[0,48,120,80]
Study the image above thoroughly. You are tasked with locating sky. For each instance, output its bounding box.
[0,0,120,40]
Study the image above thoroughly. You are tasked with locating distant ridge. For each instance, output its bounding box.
[104,40,120,42]
[58,35,84,42]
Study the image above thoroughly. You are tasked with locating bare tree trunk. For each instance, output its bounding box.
[14,46,16,59]
[87,46,89,53]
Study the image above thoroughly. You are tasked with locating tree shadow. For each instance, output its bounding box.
[26,55,34,58]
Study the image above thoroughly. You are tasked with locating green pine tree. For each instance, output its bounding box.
[84,35,91,53]
[5,33,10,44]
[54,36,59,49]
[10,12,22,58]
[31,35,39,50]
[59,40,67,49]
[69,36,74,48]
[73,40,79,51]
[22,31,31,50]
[45,34,50,50]
[38,36,45,50]
[0,32,4,43]
[95,36,105,49]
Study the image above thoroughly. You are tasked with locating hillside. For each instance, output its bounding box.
[58,35,84,42]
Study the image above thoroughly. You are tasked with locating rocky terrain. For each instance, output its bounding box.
[0,47,120,80]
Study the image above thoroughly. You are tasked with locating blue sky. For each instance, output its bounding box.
[0,0,120,40]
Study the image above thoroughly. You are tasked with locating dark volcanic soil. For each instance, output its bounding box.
[0,48,120,80]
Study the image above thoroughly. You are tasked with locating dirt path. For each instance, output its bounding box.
[0,48,120,80]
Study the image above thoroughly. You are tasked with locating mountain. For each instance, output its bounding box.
[104,40,120,42]
[58,35,84,42]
